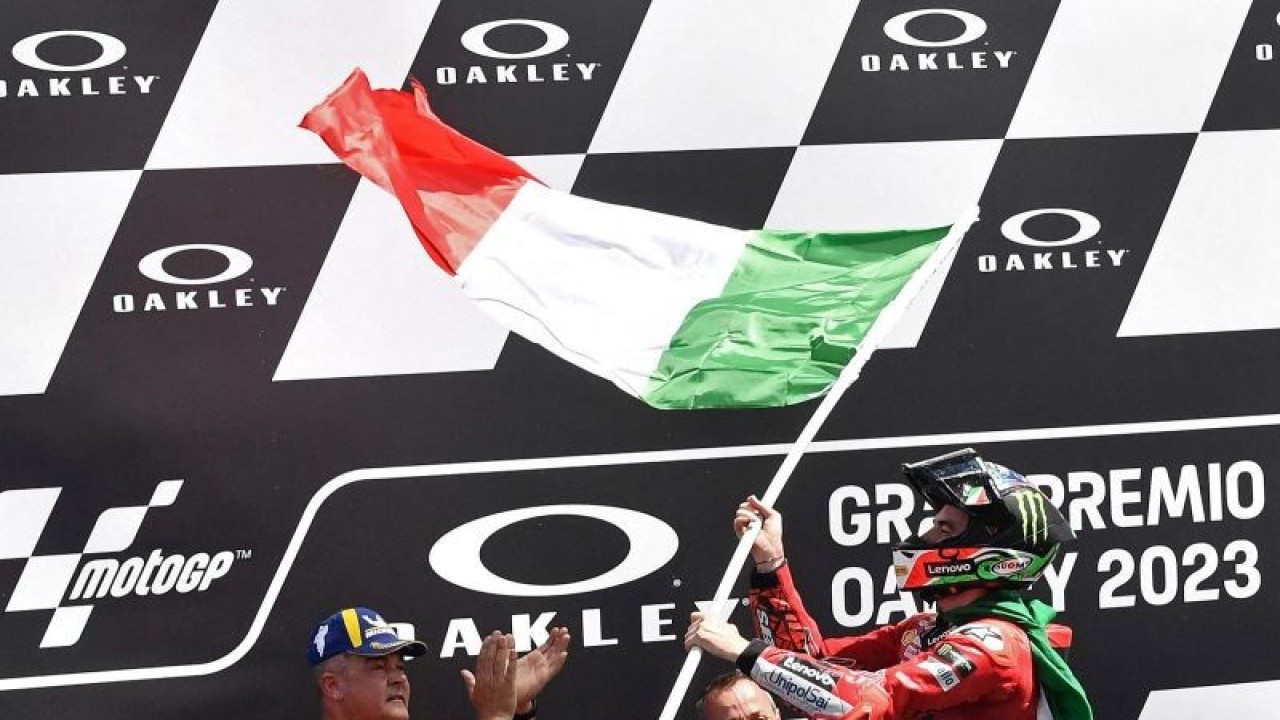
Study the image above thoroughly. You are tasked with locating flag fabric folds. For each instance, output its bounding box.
[302,69,956,409]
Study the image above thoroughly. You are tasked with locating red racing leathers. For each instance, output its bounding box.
[738,564,1051,720]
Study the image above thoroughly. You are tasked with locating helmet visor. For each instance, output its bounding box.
[902,448,992,510]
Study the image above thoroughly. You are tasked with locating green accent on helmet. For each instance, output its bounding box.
[1015,489,1050,544]
[973,546,1057,582]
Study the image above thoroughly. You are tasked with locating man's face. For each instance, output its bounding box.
[332,652,411,720]
[921,504,970,543]
[701,678,779,720]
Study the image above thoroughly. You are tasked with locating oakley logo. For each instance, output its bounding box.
[113,243,285,313]
[0,481,242,648]
[883,9,988,48]
[437,19,599,85]
[2,30,158,99]
[138,244,253,286]
[428,505,678,596]
[461,19,570,60]
[11,30,127,72]
[979,208,1127,273]
[1000,208,1101,248]
[863,9,1015,73]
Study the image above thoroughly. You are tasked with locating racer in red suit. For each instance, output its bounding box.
[685,448,1092,720]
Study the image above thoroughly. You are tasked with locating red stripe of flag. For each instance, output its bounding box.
[300,68,538,274]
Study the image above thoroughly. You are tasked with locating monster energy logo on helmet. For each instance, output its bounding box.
[1013,488,1049,544]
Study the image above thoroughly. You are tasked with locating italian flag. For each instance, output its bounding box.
[302,69,969,409]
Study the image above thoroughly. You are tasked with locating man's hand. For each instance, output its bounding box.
[515,626,571,710]
[461,632,518,720]
[684,611,751,661]
[735,495,785,566]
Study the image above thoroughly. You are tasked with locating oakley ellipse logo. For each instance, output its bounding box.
[429,505,678,596]
[461,20,570,60]
[138,244,254,286]
[1000,209,1101,248]
[11,30,126,72]
[3,29,158,99]
[979,208,1127,273]
[883,9,987,48]
[863,9,1014,73]
[114,244,286,313]
[436,19,599,85]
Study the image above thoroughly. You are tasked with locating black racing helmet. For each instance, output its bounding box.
[892,448,1075,598]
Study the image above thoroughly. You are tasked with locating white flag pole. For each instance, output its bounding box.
[656,206,980,720]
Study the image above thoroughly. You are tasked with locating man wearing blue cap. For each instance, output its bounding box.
[310,606,570,720]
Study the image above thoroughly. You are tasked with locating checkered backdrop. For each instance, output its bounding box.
[2,2,1279,719]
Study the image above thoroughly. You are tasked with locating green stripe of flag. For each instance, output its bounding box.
[642,226,951,409]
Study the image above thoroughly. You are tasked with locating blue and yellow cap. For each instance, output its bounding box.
[308,607,428,666]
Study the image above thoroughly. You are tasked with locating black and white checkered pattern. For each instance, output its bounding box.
[2,2,1279,719]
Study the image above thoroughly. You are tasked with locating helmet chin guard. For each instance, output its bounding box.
[893,448,1075,597]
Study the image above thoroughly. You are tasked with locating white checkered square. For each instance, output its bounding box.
[0,488,61,560]
[1008,0,1250,138]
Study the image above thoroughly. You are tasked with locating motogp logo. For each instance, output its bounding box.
[0,481,244,649]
